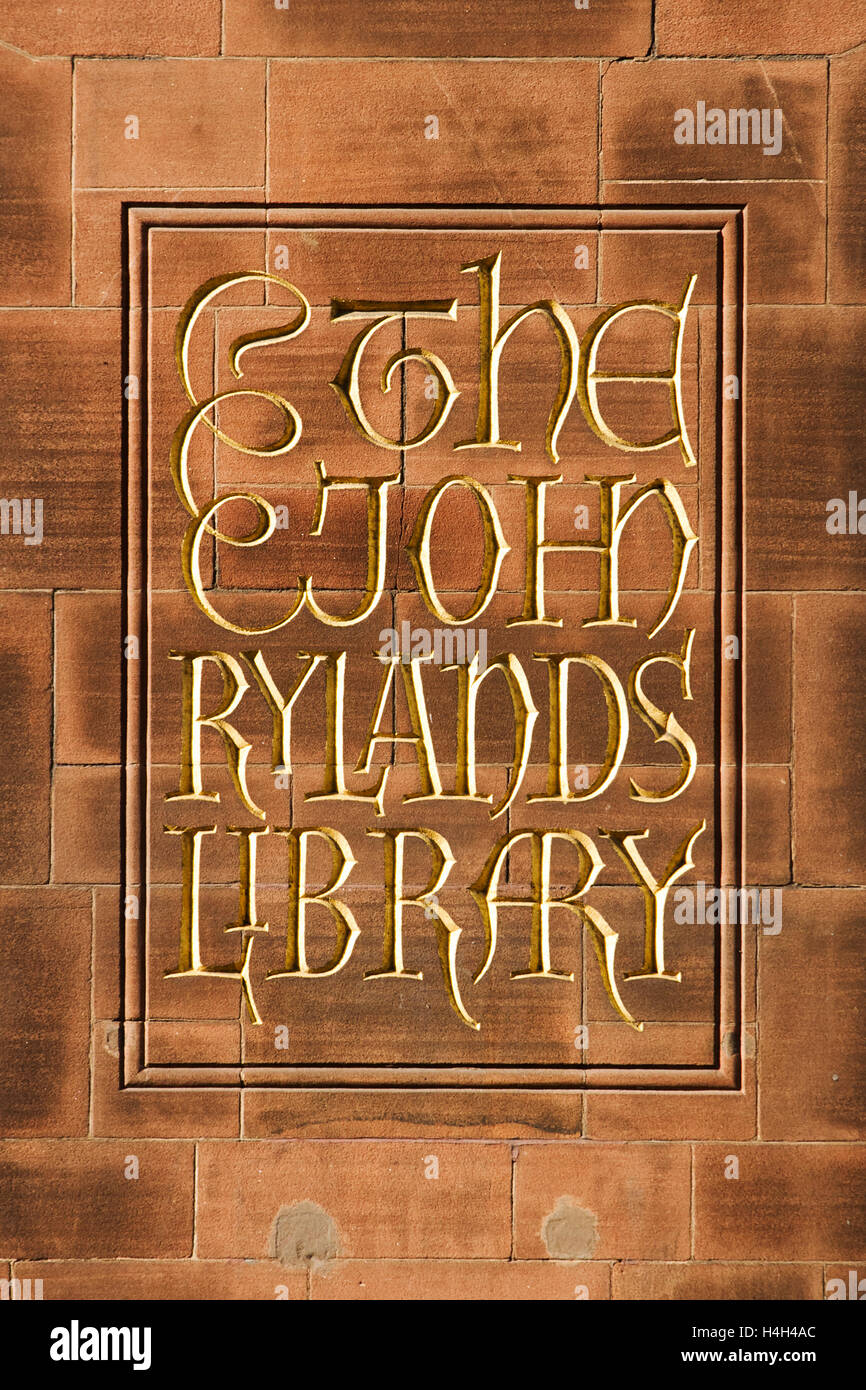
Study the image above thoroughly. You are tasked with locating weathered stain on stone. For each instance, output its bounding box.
[102,1022,120,1058]
[542,1196,600,1260]
[723,1029,756,1058]
[270,1201,340,1269]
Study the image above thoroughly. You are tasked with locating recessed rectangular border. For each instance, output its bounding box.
[120,204,746,1095]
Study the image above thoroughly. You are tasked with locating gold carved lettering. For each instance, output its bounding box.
[455,252,579,465]
[330,298,459,449]
[577,275,698,467]
[508,473,697,637]
[366,828,478,1030]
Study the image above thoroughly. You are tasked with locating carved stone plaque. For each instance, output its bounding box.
[122,205,744,1097]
